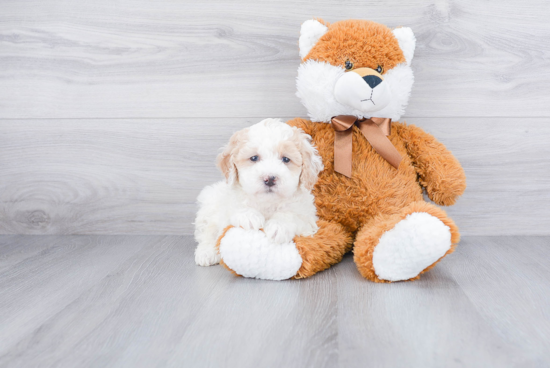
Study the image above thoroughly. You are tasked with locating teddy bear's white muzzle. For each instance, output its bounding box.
[334,71,392,113]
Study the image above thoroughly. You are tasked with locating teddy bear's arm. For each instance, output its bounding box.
[397,124,466,206]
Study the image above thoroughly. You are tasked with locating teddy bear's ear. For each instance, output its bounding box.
[299,19,329,60]
[392,27,416,66]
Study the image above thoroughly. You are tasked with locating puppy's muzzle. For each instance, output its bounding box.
[264,176,277,187]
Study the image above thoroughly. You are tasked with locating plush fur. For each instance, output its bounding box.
[194,118,323,267]
[354,201,459,282]
[217,225,303,280]
[217,19,466,282]
[275,118,466,281]
[296,19,415,122]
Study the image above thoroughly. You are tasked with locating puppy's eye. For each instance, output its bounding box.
[250,156,259,162]
[282,157,290,163]
[375,65,383,74]
[345,60,354,70]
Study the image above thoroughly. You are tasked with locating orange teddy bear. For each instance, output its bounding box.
[217,19,466,282]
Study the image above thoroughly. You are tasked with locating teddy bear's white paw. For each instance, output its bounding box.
[264,220,295,244]
[219,227,302,281]
[372,212,451,281]
[194,244,221,267]
[230,209,265,231]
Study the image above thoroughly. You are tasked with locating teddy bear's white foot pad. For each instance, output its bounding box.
[372,212,451,282]
[219,227,302,281]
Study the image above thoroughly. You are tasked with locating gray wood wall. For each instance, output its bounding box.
[1,0,549,236]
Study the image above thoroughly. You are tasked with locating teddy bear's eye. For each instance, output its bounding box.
[282,157,290,163]
[375,65,384,74]
[250,155,259,162]
[345,60,354,70]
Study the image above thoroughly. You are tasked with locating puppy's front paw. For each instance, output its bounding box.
[195,245,221,266]
[264,220,295,244]
[230,209,265,231]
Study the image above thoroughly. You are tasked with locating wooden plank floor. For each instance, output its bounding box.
[0,235,548,367]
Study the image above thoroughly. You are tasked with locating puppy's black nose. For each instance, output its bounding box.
[363,75,382,89]
[264,176,276,187]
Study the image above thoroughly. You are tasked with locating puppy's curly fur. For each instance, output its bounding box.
[217,19,466,282]
[194,118,323,267]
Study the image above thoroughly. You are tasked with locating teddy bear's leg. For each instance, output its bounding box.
[216,220,352,281]
[292,220,353,279]
[353,201,460,283]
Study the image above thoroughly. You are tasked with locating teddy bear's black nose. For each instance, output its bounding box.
[363,75,382,89]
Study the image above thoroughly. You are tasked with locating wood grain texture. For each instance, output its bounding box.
[334,252,526,367]
[1,117,549,235]
[1,0,550,118]
[0,235,155,360]
[446,236,550,363]
[0,235,548,367]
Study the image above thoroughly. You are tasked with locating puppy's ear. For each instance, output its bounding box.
[295,128,324,191]
[216,128,248,185]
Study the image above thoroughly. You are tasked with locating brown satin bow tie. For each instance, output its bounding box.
[330,115,402,177]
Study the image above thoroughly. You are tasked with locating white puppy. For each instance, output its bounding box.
[194,118,324,267]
